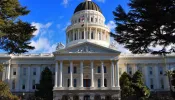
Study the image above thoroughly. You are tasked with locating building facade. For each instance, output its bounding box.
[0,0,175,100]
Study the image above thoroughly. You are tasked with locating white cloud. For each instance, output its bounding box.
[107,21,116,32]
[62,0,69,8]
[31,22,52,36]
[30,37,56,53]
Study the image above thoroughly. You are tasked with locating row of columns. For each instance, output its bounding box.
[54,61,119,88]
[67,28,109,43]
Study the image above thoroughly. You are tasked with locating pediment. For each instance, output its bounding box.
[57,42,120,54]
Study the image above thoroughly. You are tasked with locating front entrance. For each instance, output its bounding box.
[83,79,91,87]
[84,95,90,100]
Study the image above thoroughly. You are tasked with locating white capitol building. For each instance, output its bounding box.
[0,0,175,100]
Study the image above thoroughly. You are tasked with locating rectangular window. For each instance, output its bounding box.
[159,67,163,75]
[68,66,70,74]
[150,78,154,89]
[12,80,15,89]
[127,66,132,75]
[97,66,101,73]
[160,78,164,89]
[13,68,16,75]
[74,79,77,87]
[22,79,25,90]
[98,79,101,87]
[91,17,93,22]
[104,79,107,87]
[67,79,70,87]
[73,66,77,74]
[23,68,27,75]
[149,67,153,75]
[33,68,36,75]
[32,80,36,89]
[104,66,107,73]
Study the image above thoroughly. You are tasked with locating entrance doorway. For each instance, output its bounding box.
[84,95,90,100]
[83,79,91,87]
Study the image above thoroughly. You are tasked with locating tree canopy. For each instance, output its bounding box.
[35,67,53,100]
[112,0,175,55]
[0,64,19,100]
[0,0,36,54]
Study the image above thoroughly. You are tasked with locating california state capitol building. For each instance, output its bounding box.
[0,0,175,100]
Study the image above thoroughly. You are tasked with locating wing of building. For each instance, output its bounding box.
[0,0,175,100]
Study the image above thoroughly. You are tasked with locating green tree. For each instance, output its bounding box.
[171,70,175,98]
[0,64,19,100]
[35,67,53,100]
[112,0,175,55]
[0,0,36,54]
[132,71,150,100]
[120,72,135,100]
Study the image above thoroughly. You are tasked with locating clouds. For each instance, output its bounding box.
[62,0,69,8]
[95,0,105,3]
[107,20,116,32]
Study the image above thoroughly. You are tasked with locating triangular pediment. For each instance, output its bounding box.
[57,42,120,54]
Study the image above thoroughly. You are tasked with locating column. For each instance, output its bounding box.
[27,65,31,91]
[154,65,159,89]
[100,29,102,40]
[90,28,92,39]
[111,61,115,87]
[164,63,170,90]
[54,62,58,88]
[70,61,73,87]
[78,29,80,40]
[80,61,84,87]
[59,61,63,87]
[16,64,21,91]
[101,61,104,87]
[144,64,149,87]
[7,59,11,81]
[95,28,97,40]
[116,61,120,87]
[73,30,75,40]
[91,61,94,87]
[84,28,86,39]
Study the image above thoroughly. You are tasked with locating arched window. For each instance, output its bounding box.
[91,32,94,39]
[98,79,101,87]
[67,79,70,87]
[97,66,101,73]
[74,79,77,87]
[104,79,107,87]
[82,31,84,39]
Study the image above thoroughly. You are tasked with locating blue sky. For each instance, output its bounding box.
[2,0,130,53]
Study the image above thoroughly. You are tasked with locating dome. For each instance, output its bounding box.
[74,0,102,14]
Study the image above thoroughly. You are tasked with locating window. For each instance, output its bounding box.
[13,68,16,75]
[67,79,70,87]
[32,80,36,89]
[104,66,107,73]
[82,32,84,39]
[98,79,101,87]
[74,33,77,40]
[74,79,77,87]
[91,32,94,39]
[33,68,36,75]
[22,79,25,90]
[12,80,15,89]
[160,78,164,89]
[23,68,27,75]
[95,18,98,22]
[159,67,163,75]
[150,78,154,89]
[91,17,93,22]
[97,66,101,73]
[137,66,142,72]
[104,79,107,87]
[127,66,132,75]
[73,66,77,74]
[68,66,70,74]
[149,67,153,75]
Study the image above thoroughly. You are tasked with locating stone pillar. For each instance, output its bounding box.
[78,29,80,40]
[16,64,21,91]
[111,61,115,87]
[90,28,92,39]
[7,59,11,81]
[80,61,84,88]
[84,28,86,39]
[144,64,149,87]
[100,29,102,40]
[27,65,31,91]
[59,61,63,87]
[91,61,94,88]
[70,61,73,87]
[54,62,58,88]
[155,65,160,89]
[101,61,104,87]
[96,28,98,40]
[116,61,120,87]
